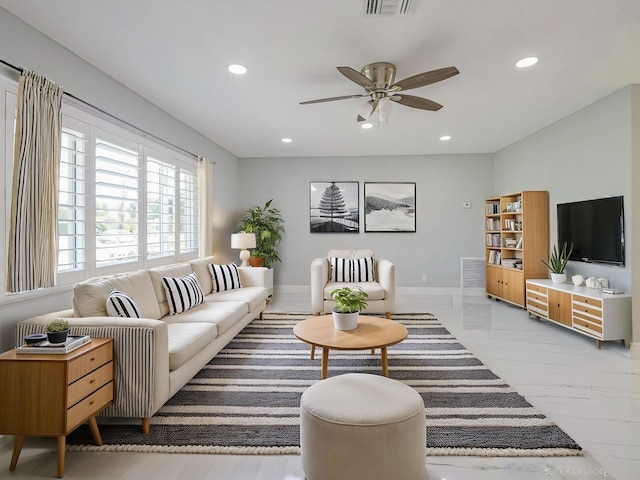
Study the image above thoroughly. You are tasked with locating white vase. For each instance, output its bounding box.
[550,273,566,284]
[572,275,584,286]
[332,311,359,331]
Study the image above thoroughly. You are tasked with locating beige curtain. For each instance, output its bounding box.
[7,70,63,292]
[197,156,214,257]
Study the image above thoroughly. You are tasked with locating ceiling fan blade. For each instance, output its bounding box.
[337,66,376,90]
[300,94,367,105]
[392,66,459,92]
[357,98,379,122]
[390,94,443,111]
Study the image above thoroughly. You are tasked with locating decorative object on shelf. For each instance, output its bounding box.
[45,318,70,346]
[571,275,584,286]
[585,277,597,288]
[330,286,368,331]
[541,242,573,283]
[364,182,416,232]
[596,278,609,289]
[231,232,256,267]
[237,200,285,269]
[310,181,359,233]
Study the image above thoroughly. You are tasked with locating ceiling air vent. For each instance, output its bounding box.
[363,0,412,16]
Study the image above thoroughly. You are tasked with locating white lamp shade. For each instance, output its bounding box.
[231,232,256,249]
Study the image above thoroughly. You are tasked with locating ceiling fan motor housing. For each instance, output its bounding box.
[361,62,396,90]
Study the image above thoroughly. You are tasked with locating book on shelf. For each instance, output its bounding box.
[17,335,91,354]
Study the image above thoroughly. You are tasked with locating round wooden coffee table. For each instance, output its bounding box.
[293,315,408,379]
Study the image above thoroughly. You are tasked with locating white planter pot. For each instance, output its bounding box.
[332,311,359,331]
[550,273,567,284]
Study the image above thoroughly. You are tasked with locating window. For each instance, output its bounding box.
[1,83,200,299]
[147,156,176,259]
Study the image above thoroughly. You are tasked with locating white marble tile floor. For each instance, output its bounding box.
[0,292,637,479]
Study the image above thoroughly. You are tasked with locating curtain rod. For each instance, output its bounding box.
[0,58,201,160]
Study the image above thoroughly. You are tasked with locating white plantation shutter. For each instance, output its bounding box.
[180,169,198,254]
[57,119,87,275]
[147,156,176,259]
[95,135,140,268]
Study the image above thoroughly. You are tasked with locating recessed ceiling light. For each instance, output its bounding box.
[228,64,248,75]
[440,135,452,141]
[361,123,374,129]
[516,57,538,68]
[281,138,292,143]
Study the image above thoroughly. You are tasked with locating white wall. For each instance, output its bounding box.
[238,154,494,288]
[494,86,633,293]
[0,9,241,351]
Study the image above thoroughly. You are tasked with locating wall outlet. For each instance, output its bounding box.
[421,274,427,282]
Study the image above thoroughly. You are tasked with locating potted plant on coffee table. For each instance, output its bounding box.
[46,318,70,346]
[542,242,574,283]
[330,286,368,331]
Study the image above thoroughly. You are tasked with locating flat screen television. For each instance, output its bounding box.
[557,195,625,266]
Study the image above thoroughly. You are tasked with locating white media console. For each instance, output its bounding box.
[525,279,631,348]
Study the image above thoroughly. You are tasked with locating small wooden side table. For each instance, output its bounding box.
[0,338,114,478]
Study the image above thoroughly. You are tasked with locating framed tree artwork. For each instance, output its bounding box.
[310,182,359,233]
[364,182,416,232]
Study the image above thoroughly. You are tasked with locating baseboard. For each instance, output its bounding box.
[274,285,486,297]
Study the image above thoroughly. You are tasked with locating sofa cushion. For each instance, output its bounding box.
[205,286,267,314]
[209,263,242,292]
[189,256,217,294]
[149,263,194,317]
[73,269,162,319]
[166,322,218,371]
[162,273,205,315]
[106,289,142,318]
[165,300,248,336]
[323,281,385,301]
[353,256,375,282]
[330,257,352,282]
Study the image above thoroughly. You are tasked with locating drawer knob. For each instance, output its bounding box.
[90,380,95,384]
[90,357,96,361]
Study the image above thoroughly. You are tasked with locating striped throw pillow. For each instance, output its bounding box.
[106,289,142,318]
[209,263,242,293]
[161,273,205,315]
[353,256,375,282]
[330,257,352,282]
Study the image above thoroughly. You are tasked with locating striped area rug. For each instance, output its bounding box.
[67,313,582,456]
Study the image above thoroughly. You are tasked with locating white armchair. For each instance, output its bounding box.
[311,249,395,318]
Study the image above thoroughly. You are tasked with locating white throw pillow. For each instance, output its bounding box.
[161,273,205,315]
[352,256,375,282]
[106,289,142,318]
[209,263,242,292]
[330,257,352,282]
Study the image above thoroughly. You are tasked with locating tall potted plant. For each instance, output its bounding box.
[542,242,573,283]
[237,199,285,269]
[330,286,368,330]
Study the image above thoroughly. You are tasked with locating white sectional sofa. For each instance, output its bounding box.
[16,256,268,434]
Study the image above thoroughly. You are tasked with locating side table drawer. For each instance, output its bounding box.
[67,362,113,407]
[573,294,602,309]
[68,342,113,384]
[526,283,547,295]
[67,381,114,431]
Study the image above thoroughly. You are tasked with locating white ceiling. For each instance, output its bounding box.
[2,0,640,159]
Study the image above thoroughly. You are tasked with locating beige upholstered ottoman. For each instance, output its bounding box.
[300,373,426,480]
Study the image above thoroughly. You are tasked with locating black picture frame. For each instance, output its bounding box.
[310,182,359,233]
[364,182,416,232]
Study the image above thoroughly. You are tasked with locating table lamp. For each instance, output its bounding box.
[231,232,256,267]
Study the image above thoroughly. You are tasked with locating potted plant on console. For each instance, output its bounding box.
[46,318,70,346]
[542,242,573,284]
[330,286,369,331]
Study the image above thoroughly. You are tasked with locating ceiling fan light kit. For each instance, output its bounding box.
[300,62,459,123]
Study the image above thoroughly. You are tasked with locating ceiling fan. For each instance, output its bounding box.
[300,62,459,123]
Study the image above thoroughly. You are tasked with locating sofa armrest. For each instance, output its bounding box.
[311,257,329,314]
[16,312,170,420]
[377,258,396,313]
[237,266,269,288]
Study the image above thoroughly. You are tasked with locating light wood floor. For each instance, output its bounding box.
[1,292,638,479]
